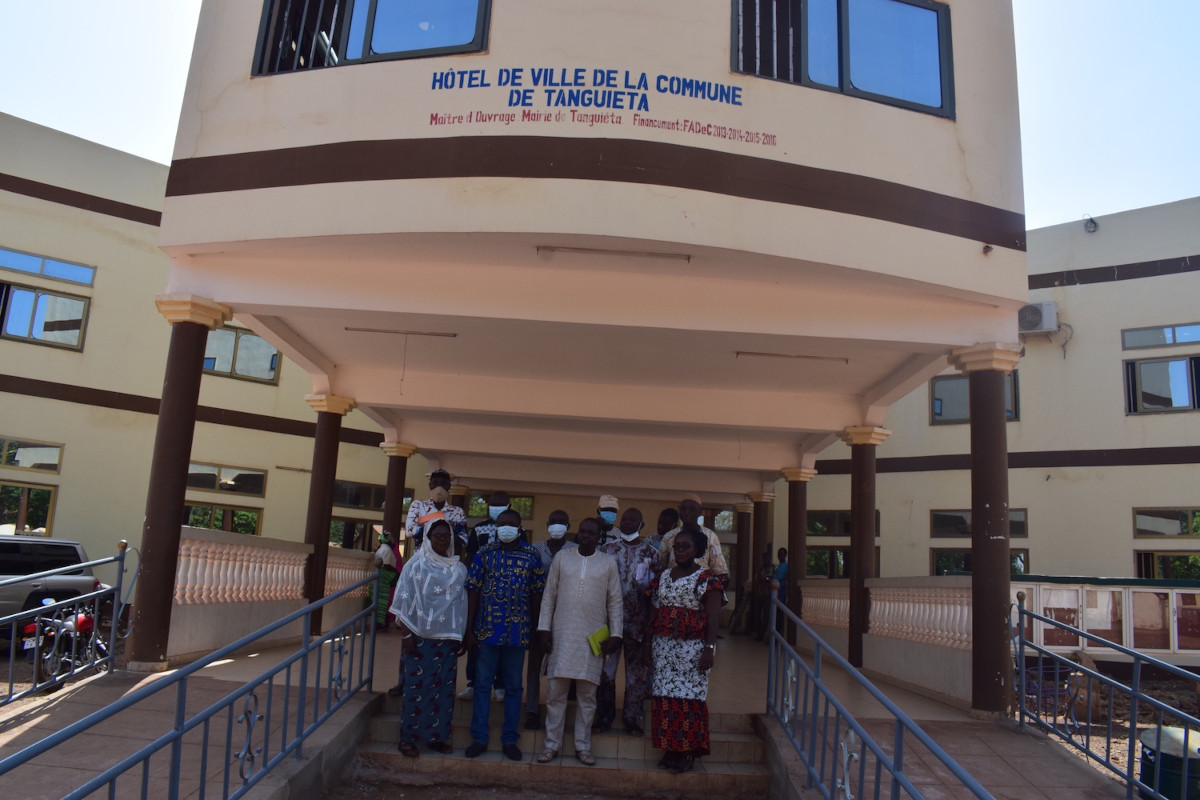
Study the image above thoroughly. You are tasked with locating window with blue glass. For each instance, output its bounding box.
[735,0,954,118]
[255,0,490,75]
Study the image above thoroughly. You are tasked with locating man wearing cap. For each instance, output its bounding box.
[405,469,467,551]
[659,493,731,590]
[597,494,620,545]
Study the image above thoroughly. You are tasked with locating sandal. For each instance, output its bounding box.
[398,740,419,758]
[575,749,596,766]
[536,748,558,763]
[427,741,452,754]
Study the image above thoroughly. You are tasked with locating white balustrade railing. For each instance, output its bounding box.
[800,581,850,630]
[867,577,972,650]
[325,548,375,599]
[173,527,309,605]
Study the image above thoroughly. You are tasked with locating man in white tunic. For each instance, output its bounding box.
[535,517,623,766]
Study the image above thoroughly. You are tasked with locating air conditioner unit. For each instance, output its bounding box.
[1018,301,1059,334]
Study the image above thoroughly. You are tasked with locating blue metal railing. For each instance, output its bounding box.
[2,542,128,705]
[0,572,379,800]
[1014,591,1200,800]
[767,598,994,799]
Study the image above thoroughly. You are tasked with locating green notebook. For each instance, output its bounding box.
[587,625,610,656]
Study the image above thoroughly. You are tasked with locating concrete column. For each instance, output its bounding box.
[782,467,817,644]
[734,502,754,602]
[380,442,418,557]
[128,295,231,670]
[951,342,1021,715]
[839,426,890,668]
[303,394,356,634]
[748,491,775,575]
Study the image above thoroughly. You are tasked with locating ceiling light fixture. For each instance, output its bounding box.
[344,327,457,337]
[536,245,691,262]
[736,350,849,364]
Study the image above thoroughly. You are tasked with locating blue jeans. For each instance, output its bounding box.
[470,643,525,745]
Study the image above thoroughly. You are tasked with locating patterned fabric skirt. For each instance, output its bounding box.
[650,696,710,756]
[399,636,458,745]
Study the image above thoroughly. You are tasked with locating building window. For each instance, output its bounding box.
[735,0,953,118]
[1,282,89,350]
[333,480,387,511]
[1122,323,1200,350]
[931,548,1028,576]
[805,546,880,578]
[204,327,280,384]
[930,509,1027,538]
[255,0,490,75]
[183,503,263,535]
[0,246,95,286]
[806,509,880,537]
[1134,508,1200,538]
[0,480,57,535]
[930,372,1018,424]
[0,436,63,473]
[467,493,534,520]
[1125,357,1200,413]
[187,462,267,496]
[1136,552,1200,580]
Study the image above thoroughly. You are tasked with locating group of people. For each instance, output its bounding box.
[383,473,729,774]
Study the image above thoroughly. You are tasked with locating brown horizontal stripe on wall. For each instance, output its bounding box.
[0,171,162,227]
[817,445,1200,475]
[166,136,1025,251]
[1029,253,1200,290]
[0,374,383,448]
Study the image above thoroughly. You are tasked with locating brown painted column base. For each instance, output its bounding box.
[304,395,356,635]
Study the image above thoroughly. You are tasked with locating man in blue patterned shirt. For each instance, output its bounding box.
[463,508,546,761]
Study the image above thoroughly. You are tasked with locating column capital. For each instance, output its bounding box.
[949,342,1022,375]
[734,502,754,514]
[840,426,891,447]
[379,442,419,458]
[747,491,775,504]
[305,394,356,415]
[781,467,818,483]
[154,294,231,329]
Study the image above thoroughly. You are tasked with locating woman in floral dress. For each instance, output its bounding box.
[648,527,723,773]
[388,519,468,757]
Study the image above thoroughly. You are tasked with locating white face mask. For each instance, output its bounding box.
[620,530,640,542]
[547,523,568,539]
[488,505,508,521]
[697,515,705,528]
[497,525,520,543]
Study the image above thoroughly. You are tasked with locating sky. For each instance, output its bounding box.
[0,0,1196,230]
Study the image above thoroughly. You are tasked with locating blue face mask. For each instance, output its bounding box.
[497,525,520,543]
[488,505,508,521]
[547,523,568,539]
[599,510,618,525]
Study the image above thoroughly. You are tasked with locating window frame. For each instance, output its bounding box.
[1122,322,1200,351]
[467,492,534,520]
[930,547,1029,576]
[187,461,268,497]
[203,326,282,385]
[253,0,491,76]
[1134,508,1200,538]
[0,479,58,535]
[0,245,95,286]
[732,0,955,119]
[806,509,880,537]
[1124,356,1199,414]
[0,281,91,351]
[929,371,1019,425]
[930,508,1028,539]
[182,502,264,536]
[0,435,64,474]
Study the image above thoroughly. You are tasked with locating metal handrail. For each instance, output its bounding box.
[1014,591,1200,800]
[767,597,994,799]
[0,571,380,800]
[2,542,128,705]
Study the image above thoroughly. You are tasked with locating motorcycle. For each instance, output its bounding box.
[21,597,110,688]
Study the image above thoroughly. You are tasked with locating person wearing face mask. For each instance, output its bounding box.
[525,509,577,730]
[460,489,513,701]
[534,517,623,767]
[594,507,661,736]
[658,494,730,592]
[596,493,620,545]
[463,509,546,762]
[405,469,467,552]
